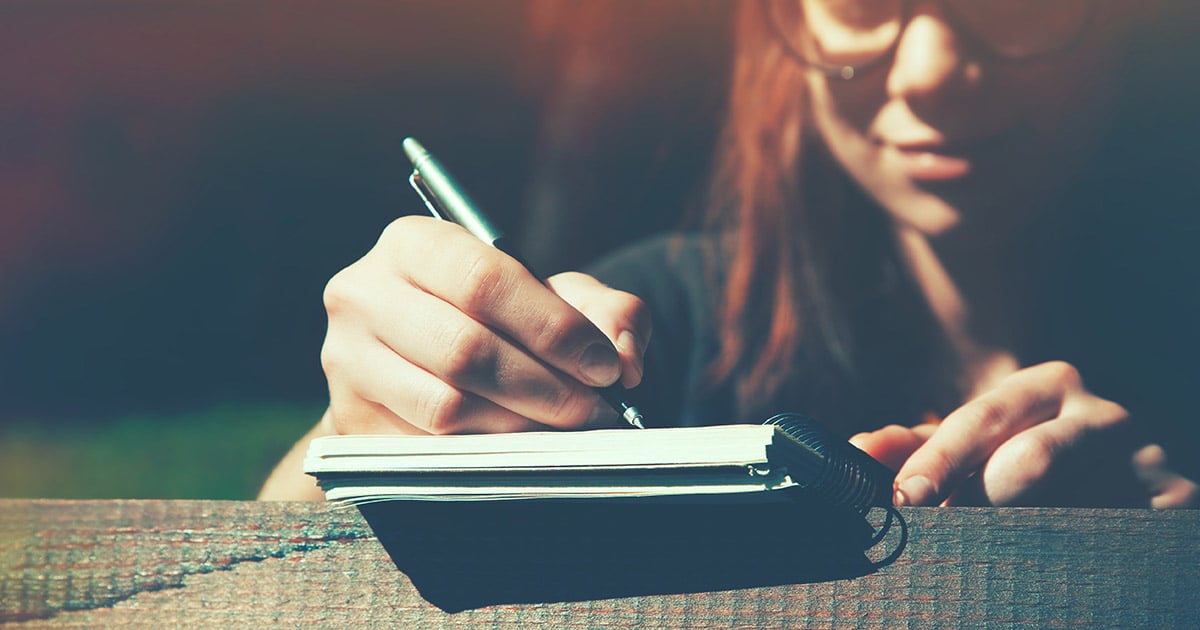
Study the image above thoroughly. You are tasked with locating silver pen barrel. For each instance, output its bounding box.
[403,137,504,246]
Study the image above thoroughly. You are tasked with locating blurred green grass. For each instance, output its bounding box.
[0,402,324,499]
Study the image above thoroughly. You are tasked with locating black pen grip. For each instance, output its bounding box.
[491,236,536,276]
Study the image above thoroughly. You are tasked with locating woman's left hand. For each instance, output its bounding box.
[850,361,1198,508]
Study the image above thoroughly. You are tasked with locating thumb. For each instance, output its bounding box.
[546,272,652,389]
[849,423,938,472]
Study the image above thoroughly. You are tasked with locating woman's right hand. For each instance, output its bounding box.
[319,215,651,437]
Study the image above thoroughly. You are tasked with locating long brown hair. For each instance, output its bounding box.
[706,3,839,410]
[706,3,955,423]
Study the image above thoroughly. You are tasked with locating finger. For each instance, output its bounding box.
[948,396,1146,507]
[363,280,604,429]
[894,361,1081,506]
[939,421,1072,507]
[547,272,652,388]
[328,389,431,436]
[848,423,938,472]
[1133,445,1200,508]
[324,331,432,436]
[380,216,623,388]
[330,332,548,434]
[961,397,1133,506]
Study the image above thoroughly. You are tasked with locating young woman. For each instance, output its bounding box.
[261,1,1198,507]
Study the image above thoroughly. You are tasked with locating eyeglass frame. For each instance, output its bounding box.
[761,0,1099,80]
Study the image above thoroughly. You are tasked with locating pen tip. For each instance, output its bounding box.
[402,137,428,165]
[622,407,647,430]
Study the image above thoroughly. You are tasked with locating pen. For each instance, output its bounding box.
[402,136,647,430]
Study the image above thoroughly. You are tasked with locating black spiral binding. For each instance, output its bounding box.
[763,413,907,560]
[762,412,896,515]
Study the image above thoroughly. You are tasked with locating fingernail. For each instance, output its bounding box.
[579,342,620,386]
[616,329,639,355]
[894,475,936,507]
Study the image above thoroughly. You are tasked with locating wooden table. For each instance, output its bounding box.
[2,500,1197,627]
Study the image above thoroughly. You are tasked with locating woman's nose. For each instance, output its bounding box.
[885,2,982,102]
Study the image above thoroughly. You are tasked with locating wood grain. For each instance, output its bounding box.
[2,500,1197,627]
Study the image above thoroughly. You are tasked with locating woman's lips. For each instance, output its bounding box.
[887,129,1016,182]
[893,142,975,182]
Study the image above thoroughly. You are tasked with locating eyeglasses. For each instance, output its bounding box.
[763,0,1097,80]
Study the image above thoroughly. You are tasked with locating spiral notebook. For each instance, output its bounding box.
[306,419,907,608]
[304,420,895,510]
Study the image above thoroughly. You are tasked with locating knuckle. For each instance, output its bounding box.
[326,382,385,435]
[613,289,647,316]
[378,216,454,270]
[615,291,652,334]
[319,342,340,375]
[378,215,421,247]
[530,310,576,356]
[440,324,494,383]
[544,385,591,427]
[967,397,1011,435]
[418,382,469,434]
[322,268,355,317]
[456,249,508,315]
[319,331,353,379]
[1041,360,1082,388]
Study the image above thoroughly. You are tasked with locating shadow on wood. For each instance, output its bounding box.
[358,493,903,612]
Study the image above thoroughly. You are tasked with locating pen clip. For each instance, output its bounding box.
[408,170,445,221]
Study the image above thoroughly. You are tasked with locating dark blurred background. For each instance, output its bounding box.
[0,0,730,497]
[3,1,1199,499]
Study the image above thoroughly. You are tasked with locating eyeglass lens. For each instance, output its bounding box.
[771,0,1092,68]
